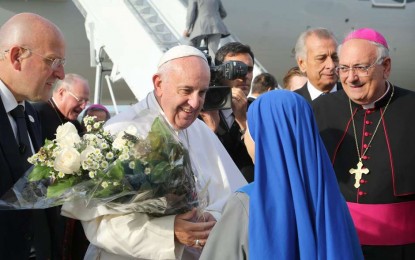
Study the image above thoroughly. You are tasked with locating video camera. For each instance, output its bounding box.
[200,50,249,110]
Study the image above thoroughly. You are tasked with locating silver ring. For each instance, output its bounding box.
[195,239,200,246]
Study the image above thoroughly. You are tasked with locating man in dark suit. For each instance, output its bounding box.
[294,27,341,103]
[199,42,255,182]
[0,13,66,259]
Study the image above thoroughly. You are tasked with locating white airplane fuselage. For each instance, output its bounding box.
[221,0,415,89]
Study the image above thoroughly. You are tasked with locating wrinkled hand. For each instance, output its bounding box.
[199,110,220,133]
[231,88,247,130]
[174,208,216,248]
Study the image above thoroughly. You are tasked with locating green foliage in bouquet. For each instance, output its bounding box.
[25,114,197,215]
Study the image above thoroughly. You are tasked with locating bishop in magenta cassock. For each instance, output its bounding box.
[313,28,415,259]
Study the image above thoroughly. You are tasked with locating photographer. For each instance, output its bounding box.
[200,42,255,182]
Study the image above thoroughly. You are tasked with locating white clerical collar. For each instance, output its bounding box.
[307,81,337,100]
[361,82,391,109]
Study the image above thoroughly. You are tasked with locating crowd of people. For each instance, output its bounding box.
[0,9,413,260]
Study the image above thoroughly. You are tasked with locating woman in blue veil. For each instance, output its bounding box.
[200,90,363,260]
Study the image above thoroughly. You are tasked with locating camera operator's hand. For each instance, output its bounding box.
[231,88,247,131]
[200,110,220,133]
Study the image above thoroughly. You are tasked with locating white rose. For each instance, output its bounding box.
[54,147,81,174]
[55,122,81,147]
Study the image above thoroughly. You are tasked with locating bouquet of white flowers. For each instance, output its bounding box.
[0,113,198,216]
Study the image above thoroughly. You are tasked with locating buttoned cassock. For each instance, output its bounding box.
[312,86,415,255]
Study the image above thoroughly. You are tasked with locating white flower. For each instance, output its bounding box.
[101,181,109,188]
[112,126,138,151]
[89,171,96,178]
[125,125,138,135]
[144,167,151,175]
[55,123,81,148]
[106,152,114,160]
[129,161,135,169]
[112,135,127,151]
[54,147,81,174]
[80,145,96,164]
[101,161,109,169]
[83,134,101,146]
[58,172,65,178]
[119,153,129,161]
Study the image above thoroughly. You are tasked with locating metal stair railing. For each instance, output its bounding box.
[125,0,180,52]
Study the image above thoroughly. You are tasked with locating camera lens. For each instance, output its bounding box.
[203,86,232,111]
[206,88,227,106]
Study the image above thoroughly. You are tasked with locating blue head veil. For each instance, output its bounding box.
[246,90,362,259]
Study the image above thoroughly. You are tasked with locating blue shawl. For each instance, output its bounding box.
[244,90,363,259]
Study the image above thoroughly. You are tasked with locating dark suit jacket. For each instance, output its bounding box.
[295,82,343,104]
[0,98,52,259]
[33,100,84,141]
[247,96,256,108]
[33,100,89,260]
[215,110,254,182]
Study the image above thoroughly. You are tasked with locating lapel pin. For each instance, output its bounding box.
[28,115,35,123]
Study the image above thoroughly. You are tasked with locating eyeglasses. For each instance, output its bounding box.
[21,47,66,70]
[335,58,384,77]
[2,47,65,71]
[66,89,89,105]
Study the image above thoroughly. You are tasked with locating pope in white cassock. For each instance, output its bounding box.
[62,45,247,260]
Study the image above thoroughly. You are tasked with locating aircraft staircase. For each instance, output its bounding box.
[72,0,265,111]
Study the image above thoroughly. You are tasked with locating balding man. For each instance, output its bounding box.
[0,13,65,259]
[62,45,247,259]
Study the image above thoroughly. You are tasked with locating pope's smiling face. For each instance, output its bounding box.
[154,56,210,130]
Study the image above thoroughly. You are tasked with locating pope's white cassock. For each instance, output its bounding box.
[62,91,247,260]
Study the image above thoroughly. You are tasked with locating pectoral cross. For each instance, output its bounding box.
[349,161,369,188]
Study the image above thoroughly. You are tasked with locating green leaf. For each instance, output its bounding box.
[47,176,77,198]
[28,165,53,181]
[106,160,124,180]
[93,183,123,198]
[151,161,170,183]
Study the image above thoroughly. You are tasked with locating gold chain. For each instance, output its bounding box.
[349,84,394,161]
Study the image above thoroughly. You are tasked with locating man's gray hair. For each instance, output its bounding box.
[294,27,337,61]
[54,73,88,92]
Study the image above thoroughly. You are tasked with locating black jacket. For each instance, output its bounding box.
[0,99,51,259]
